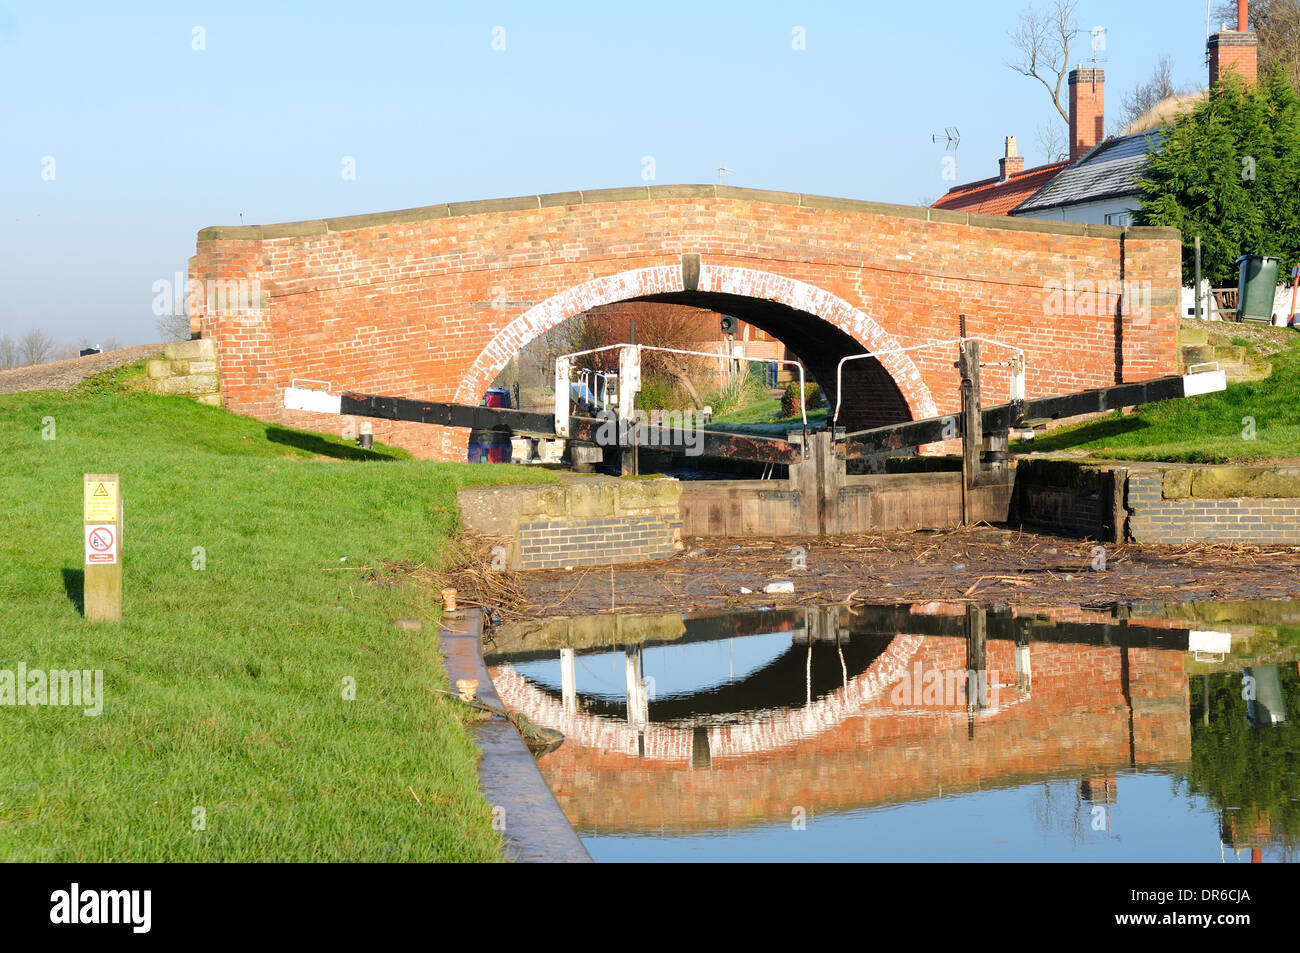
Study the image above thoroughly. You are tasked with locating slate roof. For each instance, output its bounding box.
[931,161,1070,216]
[1012,131,1165,215]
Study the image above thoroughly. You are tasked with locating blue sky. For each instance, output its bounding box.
[2,1,1213,344]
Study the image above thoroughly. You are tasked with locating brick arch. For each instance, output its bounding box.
[453,264,938,422]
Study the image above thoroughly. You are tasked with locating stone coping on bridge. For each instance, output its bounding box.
[196,184,1182,243]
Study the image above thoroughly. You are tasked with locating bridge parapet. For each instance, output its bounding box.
[193,186,1182,459]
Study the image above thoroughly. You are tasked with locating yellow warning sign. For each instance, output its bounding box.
[84,480,118,523]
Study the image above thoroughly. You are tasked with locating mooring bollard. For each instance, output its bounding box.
[83,473,122,622]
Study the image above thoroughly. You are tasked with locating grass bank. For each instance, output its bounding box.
[0,364,556,861]
[1014,334,1300,463]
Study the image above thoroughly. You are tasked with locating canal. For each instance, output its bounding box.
[484,601,1300,862]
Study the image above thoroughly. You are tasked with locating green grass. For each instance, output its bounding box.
[708,394,830,433]
[1014,344,1300,463]
[708,393,782,424]
[0,364,556,861]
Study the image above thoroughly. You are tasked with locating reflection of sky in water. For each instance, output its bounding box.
[511,631,793,701]
[583,773,1296,863]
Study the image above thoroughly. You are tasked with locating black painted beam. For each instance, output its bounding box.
[338,390,804,462]
[842,374,1195,459]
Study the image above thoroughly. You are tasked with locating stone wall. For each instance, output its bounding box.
[457,477,682,570]
[678,472,1014,537]
[139,338,221,405]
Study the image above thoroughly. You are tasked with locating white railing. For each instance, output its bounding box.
[831,336,1026,427]
[555,343,809,438]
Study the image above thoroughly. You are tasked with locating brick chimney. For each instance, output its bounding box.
[999,136,1024,181]
[1068,67,1105,161]
[1208,0,1257,89]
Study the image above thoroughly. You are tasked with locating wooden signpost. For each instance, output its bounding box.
[83,473,122,622]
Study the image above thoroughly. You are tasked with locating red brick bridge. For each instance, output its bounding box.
[190,186,1182,458]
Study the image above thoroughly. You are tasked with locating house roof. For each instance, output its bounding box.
[930,161,1069,216]
[1012,131,1165,215]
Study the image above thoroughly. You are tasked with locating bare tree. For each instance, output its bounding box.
[1035,120,1069,162]
[155,313,193,342]
[573,301,715,408]
[1117,55,1195,132]
[18,328,55,366]
[0,335,17,370]
[1008,0,1081,126]
[519,319,590,386]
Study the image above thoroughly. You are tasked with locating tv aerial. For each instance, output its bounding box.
[931,127,961,182]
[1089,26,1108,70]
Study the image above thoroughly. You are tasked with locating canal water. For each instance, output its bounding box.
[485,601,1300,862]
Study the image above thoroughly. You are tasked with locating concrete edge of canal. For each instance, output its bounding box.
[439,608,592,863]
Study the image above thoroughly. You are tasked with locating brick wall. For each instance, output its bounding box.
[1127,470,1300,544]
[191,186,1182,460]
[517,515,682,570]
[1013,459,1109,538]
[1015,460,1300,544]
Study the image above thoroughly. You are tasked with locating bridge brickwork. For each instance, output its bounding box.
[191,186,1182,459]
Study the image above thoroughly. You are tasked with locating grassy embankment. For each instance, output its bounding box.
[1015,329,1300,463]
[706,379,829,435]
[0,363,556,861]
[709,395,829,432]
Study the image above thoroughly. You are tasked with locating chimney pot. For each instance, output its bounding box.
[999,136,1024,180]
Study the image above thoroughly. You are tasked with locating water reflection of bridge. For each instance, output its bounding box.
[487,604,1196,833]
